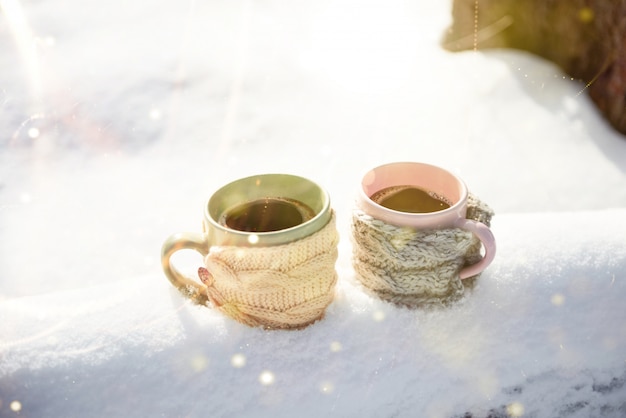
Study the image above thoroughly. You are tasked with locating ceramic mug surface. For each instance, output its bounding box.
[356,162,496,279]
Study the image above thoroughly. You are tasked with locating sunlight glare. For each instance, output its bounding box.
[300,0,418,93]
[43,35,55,46]
[1,0,42,103]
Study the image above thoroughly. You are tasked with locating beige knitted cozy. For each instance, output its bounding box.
[351,195,494,308]
[197,212,339,329]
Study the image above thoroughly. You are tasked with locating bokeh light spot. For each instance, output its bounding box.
[578,7,594,23]
[10,401,22,412]
[27,127,39,138]
[602,337,617,351]
[190,354,209,372]
[372,310,385,322]
[319,381,334,394]
[507,401,524,417]
[247,234,259,245]
[231,353,246,368]
[259,370,275,385]
[330,341,342,352]
[20,192,32,204]
[551,293,565,306]
[149,108,161,120]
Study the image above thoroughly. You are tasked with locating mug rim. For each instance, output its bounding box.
[205,173,332,245]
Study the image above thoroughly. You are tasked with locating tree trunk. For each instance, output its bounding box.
[443,0,626,136]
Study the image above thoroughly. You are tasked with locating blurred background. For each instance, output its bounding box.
[1,0,626,299]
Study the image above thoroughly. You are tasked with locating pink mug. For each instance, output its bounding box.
[356,162,496,279]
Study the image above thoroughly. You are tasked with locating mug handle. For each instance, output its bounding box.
[453,218,496,279]
[161,232,209,305]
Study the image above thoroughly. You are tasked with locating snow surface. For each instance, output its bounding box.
[1,0,626,417]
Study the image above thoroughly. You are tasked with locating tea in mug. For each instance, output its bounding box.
[370,185,451,213]
[220,197,316,232]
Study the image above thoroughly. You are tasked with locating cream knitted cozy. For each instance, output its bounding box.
[351,195,494,308]
[198,212,339,329]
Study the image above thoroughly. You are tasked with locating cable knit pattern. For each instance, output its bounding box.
[198,212,339,329]
[351,195,493,307]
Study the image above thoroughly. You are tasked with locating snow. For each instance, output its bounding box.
[1,0,626,417]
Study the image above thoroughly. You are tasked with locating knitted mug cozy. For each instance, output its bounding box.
[197,212,339,329]
[351,195,494,308]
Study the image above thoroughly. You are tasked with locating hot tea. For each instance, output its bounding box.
[370,185,451,213]
[220,197,316,232]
